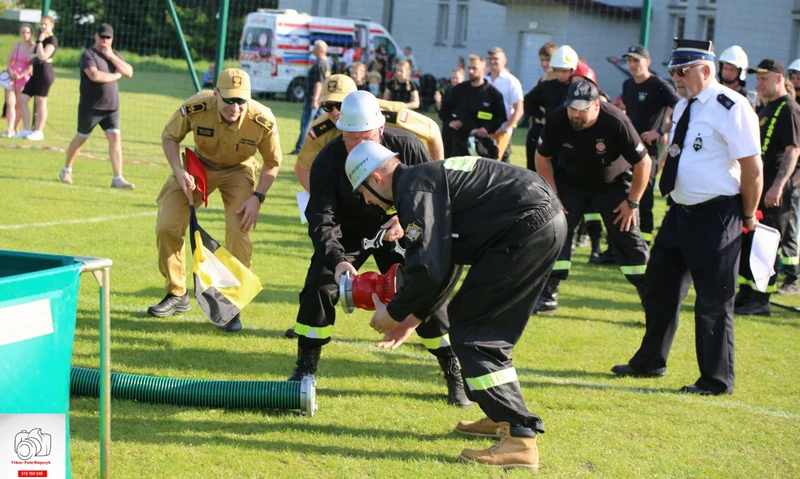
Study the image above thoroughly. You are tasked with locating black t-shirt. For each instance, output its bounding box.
[524,78,570,140]
[621,75,679,139]
[758,95,800,183]
[40,35,57,60]
[386,79,417,104]
[537,102,647,191]
[78,47,123,111]
[306,58,330,95]
[440,81,506,135]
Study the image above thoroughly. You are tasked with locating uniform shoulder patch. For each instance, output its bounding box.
[311,119,335,139]
[382,110,399,124]
[404,220,424,242]
[717,94,734,110]
[254,114,272,131]
[181,102,206,116]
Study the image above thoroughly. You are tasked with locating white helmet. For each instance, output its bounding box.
[345,141,397,191]
[719,46,748,81]
[550,45,579,70]
[336,91,386,132]
[788,59,800,74]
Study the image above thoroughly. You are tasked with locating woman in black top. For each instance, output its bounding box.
[383,60,418,109]
[18,15,57,141]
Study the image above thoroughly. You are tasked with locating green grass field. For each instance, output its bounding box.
[0,41,799,478]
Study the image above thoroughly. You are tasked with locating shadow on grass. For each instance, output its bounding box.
[68,404,457,463]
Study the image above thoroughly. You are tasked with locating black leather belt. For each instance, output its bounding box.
[675,195,738,212]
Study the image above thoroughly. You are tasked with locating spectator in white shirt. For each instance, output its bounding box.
[485,46,524,163]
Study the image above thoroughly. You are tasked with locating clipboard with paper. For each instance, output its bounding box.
[747,223,781,293]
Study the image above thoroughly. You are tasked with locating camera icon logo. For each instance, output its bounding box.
[14,429,51,461]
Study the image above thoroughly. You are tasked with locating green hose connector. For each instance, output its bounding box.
[70,367,317,416]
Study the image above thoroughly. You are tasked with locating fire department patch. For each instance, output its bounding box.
[327,79,338,92]
[596,141,606,152]
[232,76,243,88]
[668,144,681,157]
[405,221,423,242]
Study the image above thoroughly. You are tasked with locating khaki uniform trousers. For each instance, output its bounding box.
[155,162,256,296]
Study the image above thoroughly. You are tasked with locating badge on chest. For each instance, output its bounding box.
[693,135,702,151]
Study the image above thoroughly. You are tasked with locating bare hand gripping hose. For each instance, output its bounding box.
[70,367,317,416]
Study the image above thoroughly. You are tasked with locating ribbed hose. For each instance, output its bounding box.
[70,367,316,416]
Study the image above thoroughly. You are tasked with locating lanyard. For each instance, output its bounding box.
[761,101,786,155]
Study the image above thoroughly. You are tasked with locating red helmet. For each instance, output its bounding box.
[573,62,598,87]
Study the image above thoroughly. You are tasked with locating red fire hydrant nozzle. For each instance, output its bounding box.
[339,263,403,314]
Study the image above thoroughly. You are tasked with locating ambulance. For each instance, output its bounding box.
[238,9,401,102]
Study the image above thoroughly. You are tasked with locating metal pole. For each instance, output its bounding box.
[41,0,50,18]
[639,0,653,47]
[166,0,202,93]
[76,257,113,479]
[214,0,231,84]
[98,267,111,479]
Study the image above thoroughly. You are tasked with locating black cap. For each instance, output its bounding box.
[747,59,785,75]
[96,23,113,38]
[564,81,599,110]
[623,44,650,60]
[668,38,715,69]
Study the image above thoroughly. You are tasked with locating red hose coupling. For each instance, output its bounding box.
[339,263,403,313]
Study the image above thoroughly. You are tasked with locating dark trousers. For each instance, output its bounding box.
[295,235,455,351]
[451,213,567,436]
[739,183,800,297]
[525,125,543,172]
[630,195,742,394]
[780,186,800,284]
[549,185,649,294]
[294,98,321,151]
[640,175,656,243]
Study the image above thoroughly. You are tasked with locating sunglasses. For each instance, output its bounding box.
[217,90,247,105]
[321,102,342,112]
[668,64,702,78]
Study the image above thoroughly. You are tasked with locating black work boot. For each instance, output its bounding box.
[734,286,753,307]
[533,281,559,314]
[219,314,242,332]
[147,293,191,317]
[437,356,472,408]
[287,344,322,381]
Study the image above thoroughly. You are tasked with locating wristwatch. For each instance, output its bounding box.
[252,191,265,204]
[626,198,640,209]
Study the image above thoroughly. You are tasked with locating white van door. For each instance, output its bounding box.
[240,21,275,92]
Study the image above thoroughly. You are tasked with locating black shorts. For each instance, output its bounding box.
[22,63,55,97]
[77,107,120,136]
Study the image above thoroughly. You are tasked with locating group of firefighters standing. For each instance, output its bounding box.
[141,33,799,470]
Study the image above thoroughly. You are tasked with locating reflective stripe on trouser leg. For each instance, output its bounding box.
[641,231,653,243]
[293,323,334,339]
[583,213,602,222]
[737,276,777,293]
[420,334,451,350]
[465,367,517,391]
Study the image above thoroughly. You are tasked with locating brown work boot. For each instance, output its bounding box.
[458,423,539,471]
[454,417,502,438]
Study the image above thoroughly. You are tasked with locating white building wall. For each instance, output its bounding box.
[389,0,507,79]
[504,3,640,99]
[649,0,796,86]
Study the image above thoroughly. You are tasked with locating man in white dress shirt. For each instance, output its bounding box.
[486,47,524,163]
[612,38,763,396]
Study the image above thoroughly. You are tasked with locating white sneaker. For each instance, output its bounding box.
[25,130,44,141]
[111,177,135,190]
[14,129,32,139]
[60,170,72,184]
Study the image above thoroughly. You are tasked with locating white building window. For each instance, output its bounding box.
[341,0,349,16]
[702,16,715,42]
[325,0,334,17]
[673,15,686,39]
[311,0,320,16]
[454,3,469,47]
[436,3,449,45]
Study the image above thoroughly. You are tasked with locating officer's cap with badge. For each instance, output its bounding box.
[217,68,251,101]
[668,38,715,70]
[321,74,357,104]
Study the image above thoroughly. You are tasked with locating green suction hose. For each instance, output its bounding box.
[70,367,317,416]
